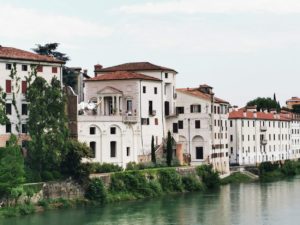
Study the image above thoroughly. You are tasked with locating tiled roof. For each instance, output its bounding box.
[96,62,177,73]
[86,71,161,82]
[177,87,229,104]
[286,97,300,102]
[229,109,291,121]
[0,46,64,63]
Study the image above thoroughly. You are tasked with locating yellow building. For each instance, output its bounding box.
[286,97,300,109]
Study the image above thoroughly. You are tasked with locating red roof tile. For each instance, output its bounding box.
[229,109,291,121]
[96,62,177,73]
[0,46,64,63]
[86,71,161,82]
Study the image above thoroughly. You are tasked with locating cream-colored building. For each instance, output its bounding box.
[0,45,64,146]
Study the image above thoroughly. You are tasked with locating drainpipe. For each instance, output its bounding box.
[188,118,191,164]
[140,80,144,155]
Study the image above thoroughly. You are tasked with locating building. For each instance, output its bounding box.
[0,45,64,146]
[286,97,300,110]
[77,62,177,167]
[168,84,230,174]
[228,107,300,166]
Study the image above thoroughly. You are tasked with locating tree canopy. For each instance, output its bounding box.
[246,97,281,112]
[32,43,70,62]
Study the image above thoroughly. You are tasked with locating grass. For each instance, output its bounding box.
[221,172,255,185]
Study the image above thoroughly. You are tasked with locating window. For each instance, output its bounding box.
[6,64,12,70]
[190,104,201,113]
[178,120,183,129]
[22,81,27,94]
[196,147,203,159]
[176,107,184,114]
[110,141,116,157]
[230,147,233,154]
[165,73,168,79]
[52,67,58,73]
[230,135,233,142]
[22,124,27,134]
[195,120,201,129]
[126,147,130,156]
[90,127,96,135]
[155,118,158,125]
[141,118,149,125]
[110,127,116,134]
[154,87,157,94]
[173,123,178,133]
[22,65,28,71]
[126,100,132,114]
[6,80,11,93]
[22,104,28,115]
[37,65,43,72]
[5,103,11,115]
[89,142,96,158]
[6,123,11,133]
[149,101,153,115]
[143,86,146,93]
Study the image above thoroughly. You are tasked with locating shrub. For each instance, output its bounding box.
[85,178,107,204]
[281,160,297,176]
[41,171,54,181]
[158,169,183,192]
[126,162,139,171]
[171,158,181,167]
[37,199,49,208]
[182,175,203,191]
[18,203,35,215]
[91,163,123,173]
[196,165,220,189]
[258,162,279,174]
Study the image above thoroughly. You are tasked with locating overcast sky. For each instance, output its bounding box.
[1,0,300,106]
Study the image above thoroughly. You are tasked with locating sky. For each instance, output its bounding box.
[0,0,300,107]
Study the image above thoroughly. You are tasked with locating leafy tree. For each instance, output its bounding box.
[25,73,68,180]
[32,43,69,62]
[0,87,8,125]
[151,135,156,164]
[0,135,25,201]
[246,97,281,112]
[292,105,300,114]
[166,131,173,166]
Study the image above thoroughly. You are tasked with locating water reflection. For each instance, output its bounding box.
[2,178,300,225]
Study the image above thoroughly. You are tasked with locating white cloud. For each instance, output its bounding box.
[118,0,300,14]
[0,4,113,41]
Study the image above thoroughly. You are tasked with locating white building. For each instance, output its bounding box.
[168,85,230,174]
[77,62,177,167]
[228,107,300,166]
[0,45,64,147]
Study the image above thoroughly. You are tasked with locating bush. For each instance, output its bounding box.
[259,162,279,174]
[18,203,35,215]
[41,171,54,181]
[85,178,107,204]
[126,162,139,171]
[158,169,183,192]
[281,160,297,176]
[90,163,123,173]
[196,165,220,189]
[182,175,203,191]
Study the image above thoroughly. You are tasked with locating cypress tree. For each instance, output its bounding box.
[166,131,173,166]
[151,135,156,164]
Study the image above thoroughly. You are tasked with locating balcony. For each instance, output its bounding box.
[260,126,267,132]
[123,115,138,123]
[261,139,268,145]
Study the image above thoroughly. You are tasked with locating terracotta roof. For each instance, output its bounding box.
[229,109,291,121]
[86,71,161,82]
[177,87,229,104]
[96,62,177,73]
[286,97,300,102]
[0,46,64,63]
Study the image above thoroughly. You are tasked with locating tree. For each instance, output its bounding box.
[246,97,281,112]
[0,135,25,201]
[292,105,300,114]
[166,131,173,166]
[0,87,8,125]
[151,135,156,164]
[25,73,68,181]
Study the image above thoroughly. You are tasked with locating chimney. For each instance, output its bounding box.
[94,64,103,77]
[83,69,88,74]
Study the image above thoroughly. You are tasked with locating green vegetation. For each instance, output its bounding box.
[196,165,220,189]
[151,135,156,164]
[166,131,173,166]
[89,163,123,174]
[246,97,281,112]
[221,172,254,185]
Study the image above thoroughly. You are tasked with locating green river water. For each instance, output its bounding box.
[2,177,300,225]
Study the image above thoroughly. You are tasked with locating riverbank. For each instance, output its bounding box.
[0,165,220,218]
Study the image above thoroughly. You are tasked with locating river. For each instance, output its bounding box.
[2,177,300,225]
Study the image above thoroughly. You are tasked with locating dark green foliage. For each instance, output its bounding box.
[196,165,220,189]
[158,169,183,192]
[0,135,25,199]
[182,175,203,191]
[292,105,300,114]
[85,179,107,204]
[258,161,279,174]
[25,76,68,181]
[32,43,70,62]
[151,135,156,164]
[41,171,54,181]
[246,97,281,112]
[281,160,297,176]
[221,172,254,185]
[90,163,123,173]
[61,140,91,181]
[166,131,173,166]
[0,87,9,125]
[18,203,35,215]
